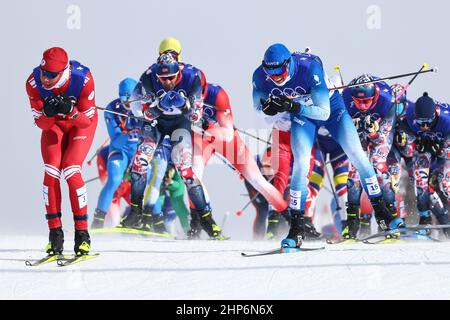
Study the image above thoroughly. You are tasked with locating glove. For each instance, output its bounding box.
[260,97,279,116]
[191,108,202,125]
[394,130,407,147]
[54,94,74,115]
[430,137,444,156]
[43,96,59,117]
[415,135,429,153]
[362,115,379,138]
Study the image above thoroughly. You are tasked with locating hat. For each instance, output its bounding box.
[414,92,436,119]
[40,47,69,72]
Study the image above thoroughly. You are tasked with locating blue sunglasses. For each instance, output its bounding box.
[40,69,62,79]
[262,58,290,76]
[414,118,434,127]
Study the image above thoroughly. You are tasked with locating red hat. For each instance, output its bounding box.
[40,47,69,72]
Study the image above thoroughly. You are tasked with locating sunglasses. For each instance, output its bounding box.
[414,118,434,127]
[262,58,291,77]
[157,73,178,81]
[40,69,62,79]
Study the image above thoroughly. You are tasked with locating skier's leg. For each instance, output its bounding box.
[326,107,399,230]
[41,127,65,254]
[281,116,317,248]
[62,119,97,255]
[122,128,160,228]
[92,150,129,228]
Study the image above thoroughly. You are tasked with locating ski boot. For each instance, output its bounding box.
[359,213,372,238]
[281,209,305,250]
[266,210,283,240]
[74,230,91,256]
[45,227,64,255]
[90,208,106,229]
[141,206,154,232]
[187,209,203,239]
[199,210,227,240]
[152,214,168,234]
[372,197,404,238]
[341,204,359,239]
[304,216,321,239]
[432,207,450,239]
[118,204,142,229]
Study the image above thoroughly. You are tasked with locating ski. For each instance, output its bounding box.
[363,232,441,244]
[326,238,360,245]
[56,253,100,267]
[241,246,325,257]
[25,254,72,267]
[91,227,171,238]
[360,224,450,243]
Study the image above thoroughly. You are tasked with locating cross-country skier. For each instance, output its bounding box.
[342,74,403,238]
[252,43,403,249]
[91,78,139,229]
[394,92,450,237]
[26,47,98,255]
[121,53,225,239]
[190,82,289,238]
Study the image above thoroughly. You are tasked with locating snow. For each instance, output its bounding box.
[1,234,450,299]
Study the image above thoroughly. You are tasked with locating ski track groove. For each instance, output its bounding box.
[2,236,450,298]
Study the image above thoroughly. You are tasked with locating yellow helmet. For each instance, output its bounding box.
[159,37,182,61]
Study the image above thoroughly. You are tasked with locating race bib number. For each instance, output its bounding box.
[77,186,88,209]
[365,176,381,196]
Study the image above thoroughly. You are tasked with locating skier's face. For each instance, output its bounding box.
[40,69,64,89]
[158,73,178,91]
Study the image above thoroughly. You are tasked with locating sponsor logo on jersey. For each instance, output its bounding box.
[88,90,95,101]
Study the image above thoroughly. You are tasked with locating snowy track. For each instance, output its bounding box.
[1,235,450,299]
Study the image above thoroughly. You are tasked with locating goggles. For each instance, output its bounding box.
[414,118,434,128]
[262,57,290,77]
[40,69,62,79]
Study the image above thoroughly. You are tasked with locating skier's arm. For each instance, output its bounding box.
[68,71,97,128]
[189,73,204,124]
[295,60,331,121]
[204,88,235,143]
[26,74,56,130]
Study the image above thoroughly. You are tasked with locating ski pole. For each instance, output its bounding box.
[333,65,345,86]
[85,176,100,184]
[87,137,110,166]
[235,176,275,216]
[234,127,290,152]
[329,66,437,93]
[213,153,243,179]
[395,64,428,103]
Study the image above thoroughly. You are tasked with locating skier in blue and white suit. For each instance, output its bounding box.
[91,78,139,229]
[252,43,403,249]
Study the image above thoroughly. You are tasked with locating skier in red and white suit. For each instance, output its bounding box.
[26,47,98,255]
[192,83,288,214]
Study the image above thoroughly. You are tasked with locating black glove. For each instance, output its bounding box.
[54,94,74,115]
[430,137,444,156]
[415,135,430,153]
[260,97,279,116]
[277,95,301,113]
[43,95,73,117]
